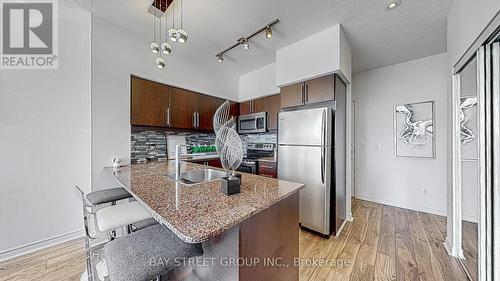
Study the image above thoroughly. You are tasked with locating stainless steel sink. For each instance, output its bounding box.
[171,168,228,185]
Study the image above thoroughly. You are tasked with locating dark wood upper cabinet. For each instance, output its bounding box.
[280,74,336,109]
[305,75,334,104]
[169,86,196,129]
[253,97,268,113]
[131,76,237,131]
[266,94,281,130]
[239,101,252,115]
[280,83,304,108]
[131,76,169,127]
[230,101,240,118]
[196,95,224,130]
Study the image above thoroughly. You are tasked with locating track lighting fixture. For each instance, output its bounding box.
[265,26,272,39]
[241,38,249,50]
[215,19,279,64]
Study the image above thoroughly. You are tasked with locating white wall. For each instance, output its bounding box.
[239,63,280,101]
[276,24,351,86]
[91,17,238,188]
[353,53,448,216]
[0,1,91,260]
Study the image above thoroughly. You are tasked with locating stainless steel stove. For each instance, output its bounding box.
[236,143,276,174]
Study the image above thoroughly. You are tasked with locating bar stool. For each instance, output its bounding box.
[103,224,203,281]
[75,185,156,281]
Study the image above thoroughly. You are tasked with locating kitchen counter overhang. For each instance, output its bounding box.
[110,161,304,244]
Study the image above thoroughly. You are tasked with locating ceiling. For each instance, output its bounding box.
[93,0,453,76]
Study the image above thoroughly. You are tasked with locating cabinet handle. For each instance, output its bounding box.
[196,112,200,128]
[301,84,305,104]
[305,83,309,102]
[167,108,170,126]
[193,112,196,128]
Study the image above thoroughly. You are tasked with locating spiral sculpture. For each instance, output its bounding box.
[213,101,243,175]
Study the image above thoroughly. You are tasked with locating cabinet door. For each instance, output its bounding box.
[169,87,196,129]
[280,82,304,108]
[130,77,169,127]
[305,75,334,104]
[253,97,268,113]
[196,95,222,130]
[230,101,240,118]
[266,94,281,130]
[239,101,252,115]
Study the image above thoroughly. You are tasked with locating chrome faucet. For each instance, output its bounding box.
[175,145,187,181]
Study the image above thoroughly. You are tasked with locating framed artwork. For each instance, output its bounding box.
[394,100,435,158]
[459,96,478,160]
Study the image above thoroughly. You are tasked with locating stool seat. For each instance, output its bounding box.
[104,224,203,281]
[95,201,152,232]
[86,187,131,205]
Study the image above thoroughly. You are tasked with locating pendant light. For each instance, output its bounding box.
[168,2,177,42]
[155,14,166,69]
[149,14,160,53]
[160,8,172,55]
[176,0,188,43]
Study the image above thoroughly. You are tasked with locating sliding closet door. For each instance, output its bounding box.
[458,58,479,281]
[491,40,500,281]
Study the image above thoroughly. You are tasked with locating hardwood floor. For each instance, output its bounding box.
[461,221,478,281]
[299,199,469,281]
[0,239,85,281]
[0,199,469,281]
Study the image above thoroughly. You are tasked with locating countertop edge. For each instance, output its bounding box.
[111,167,304,244]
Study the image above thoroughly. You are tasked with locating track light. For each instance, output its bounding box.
[217,54,224,63]
[215,19,279,64]
[265,26,272,39]
[241,39,249,50]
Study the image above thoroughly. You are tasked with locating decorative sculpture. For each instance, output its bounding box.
[213,101,243,195]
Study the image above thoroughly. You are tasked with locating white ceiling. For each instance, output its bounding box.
[94,0,453,76]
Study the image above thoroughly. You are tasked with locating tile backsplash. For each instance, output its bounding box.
[131,127,277,162]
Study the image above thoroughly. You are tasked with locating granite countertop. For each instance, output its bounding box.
[111,161,304,244]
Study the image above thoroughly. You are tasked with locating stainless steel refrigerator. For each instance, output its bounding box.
[278,107,346,236]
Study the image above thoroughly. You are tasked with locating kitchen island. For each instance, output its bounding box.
[111,160,304,281]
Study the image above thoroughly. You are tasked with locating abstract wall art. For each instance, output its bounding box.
[394,100,435,158]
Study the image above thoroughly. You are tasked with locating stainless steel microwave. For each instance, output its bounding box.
[238,112,267,134]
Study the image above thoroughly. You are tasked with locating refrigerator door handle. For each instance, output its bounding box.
[321,147,325,184]
[321,109,326,146]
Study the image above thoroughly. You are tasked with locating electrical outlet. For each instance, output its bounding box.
[423,188,429,196]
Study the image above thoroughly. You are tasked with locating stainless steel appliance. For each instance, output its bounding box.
[278,107,346,236]
[238,112,267,134]
[236,143,275,174]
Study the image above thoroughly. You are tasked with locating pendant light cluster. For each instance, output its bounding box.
[149,0,188,69]
[216,19,279,63]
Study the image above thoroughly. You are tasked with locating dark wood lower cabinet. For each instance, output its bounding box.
[239,192,299,281]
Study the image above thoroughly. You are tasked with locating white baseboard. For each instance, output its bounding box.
[346,212,353,222]
[0,229,84,262]
[355,194,447,217]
